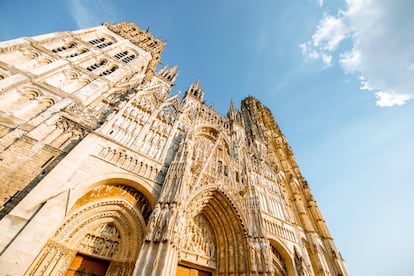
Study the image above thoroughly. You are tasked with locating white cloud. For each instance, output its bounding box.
[301,0,414,107]
[68,0,118,29]
[322,54,332,66]
[312,15,348,51]
[375,91,412,107]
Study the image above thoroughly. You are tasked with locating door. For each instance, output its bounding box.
[176,264,212,276]
[66,254,110,276]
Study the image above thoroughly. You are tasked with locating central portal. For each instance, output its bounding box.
[176,264,212,276]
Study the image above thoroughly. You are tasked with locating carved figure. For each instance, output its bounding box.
[146,203,161,241]
[154,203,169,241]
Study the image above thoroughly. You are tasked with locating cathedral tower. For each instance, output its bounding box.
[0,22,348,276]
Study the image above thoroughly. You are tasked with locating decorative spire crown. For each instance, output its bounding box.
[184,79,204,101]
[159,65,178,83]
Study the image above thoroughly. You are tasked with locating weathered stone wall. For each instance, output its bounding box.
[0,135,62,211]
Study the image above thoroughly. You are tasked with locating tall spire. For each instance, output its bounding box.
[227,100,241,122]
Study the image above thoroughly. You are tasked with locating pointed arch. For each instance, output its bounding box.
[68,174,159,210]
[181,188,249,274]
[26,178,156,275]
[157,103,178,124]
[133,92,158,113]
[267,237,296,276]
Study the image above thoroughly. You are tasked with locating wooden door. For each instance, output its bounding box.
[176,264,212,276]
[66,254,110,276]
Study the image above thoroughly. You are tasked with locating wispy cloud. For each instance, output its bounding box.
[68,0,118,29]
[300,0,414,107]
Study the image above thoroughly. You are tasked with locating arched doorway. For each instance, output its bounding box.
[26,183,152,275]
[177,189,248,275]
[271,244,288,276]
[268,238,296,276]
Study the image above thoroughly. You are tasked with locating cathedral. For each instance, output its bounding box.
[0,22,348,276]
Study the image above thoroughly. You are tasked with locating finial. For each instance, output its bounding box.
[193,78,201,89]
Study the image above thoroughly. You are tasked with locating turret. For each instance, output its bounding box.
[184,79,204,102]
[158,64,178,84]
[240,96,265,141]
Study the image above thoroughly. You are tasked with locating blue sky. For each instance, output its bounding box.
[1,0,414,275]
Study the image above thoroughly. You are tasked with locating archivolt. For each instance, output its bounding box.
[182,188,249,274]
[267,236,296,276]
[26,184,151,275]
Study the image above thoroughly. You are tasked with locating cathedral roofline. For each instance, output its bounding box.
[103,22,166,81]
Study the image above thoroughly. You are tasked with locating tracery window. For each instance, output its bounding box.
[159,105,177,124]
[88,37,113,49]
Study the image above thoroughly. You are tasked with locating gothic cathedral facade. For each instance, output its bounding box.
[0,22,348,276]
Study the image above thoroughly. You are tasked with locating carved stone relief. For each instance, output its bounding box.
[78,224,121,258]
[181,214,216,260]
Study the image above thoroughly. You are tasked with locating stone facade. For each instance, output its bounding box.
[0,22,348,276]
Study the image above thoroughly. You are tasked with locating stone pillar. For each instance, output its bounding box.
[133,240,178,276]
[134,202,180,275]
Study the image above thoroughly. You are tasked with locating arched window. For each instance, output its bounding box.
[23,50,39,60]
[88,38,105,45]
[88,37,113,49]
[99,65,118,76]
[13,95,54,121]
[52,42,77,53]
[122,54,136,63]
[87,59,107,71]
[66,48,89,58]
[114,51,128,59]
[114,51,137,63]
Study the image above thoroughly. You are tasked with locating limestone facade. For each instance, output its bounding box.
[0,22,348,276]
